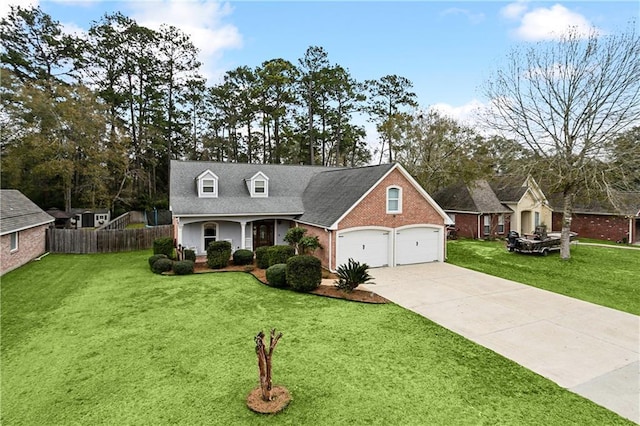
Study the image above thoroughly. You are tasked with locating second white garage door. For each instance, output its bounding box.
[336,229,391,268]
[395,226,441,265]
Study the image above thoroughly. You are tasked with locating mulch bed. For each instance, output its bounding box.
[246,386,291,414]
[192,261,388,304]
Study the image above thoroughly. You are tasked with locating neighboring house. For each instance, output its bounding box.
[68,208,111,228]
[170,161,452,271]
[490,176,553,236]
[550,191,640,244]
[0,189,54,275]
[433,175,552,239]
[432,180,512,239]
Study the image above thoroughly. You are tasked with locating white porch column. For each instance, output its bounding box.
[177,219,184,247]
[240,221,247,249]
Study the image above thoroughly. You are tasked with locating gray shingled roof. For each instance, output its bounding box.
[298,164,395,227]
[548,191,640,216]
[170,161,397,228]
[489,177,528,203]
[0,190,54,235]
[433,180,511,214]
[170,160,342,217]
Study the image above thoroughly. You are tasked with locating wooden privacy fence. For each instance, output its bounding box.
[46,225,174,254]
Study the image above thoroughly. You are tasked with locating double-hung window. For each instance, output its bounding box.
[387,187,402,214]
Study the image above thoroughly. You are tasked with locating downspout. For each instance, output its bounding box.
[629,217,633,243]
[326,228,332,272]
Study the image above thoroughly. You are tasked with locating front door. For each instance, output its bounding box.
[253,221,274,250]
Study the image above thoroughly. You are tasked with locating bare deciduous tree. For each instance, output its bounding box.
[482,23,640,259]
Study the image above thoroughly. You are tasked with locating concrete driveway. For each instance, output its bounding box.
[360,262,639,423]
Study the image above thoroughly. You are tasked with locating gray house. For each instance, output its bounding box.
[1,190,54,275]
[170,161,452,271]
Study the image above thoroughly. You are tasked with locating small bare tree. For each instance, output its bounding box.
[482,23,640,259]
[254,329,282,401]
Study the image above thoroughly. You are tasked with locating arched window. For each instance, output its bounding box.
[387,186,402,214]
[203,222,218,250]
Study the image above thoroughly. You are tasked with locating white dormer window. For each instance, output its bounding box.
[197,170,218,198]
[248,172,269,198]
[387,186,402,214]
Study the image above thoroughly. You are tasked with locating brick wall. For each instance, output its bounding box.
[552,212,631,242]
[1,225,48,275]
[339,168,444,230]
[298,224,331,269]
[451,213,479,239]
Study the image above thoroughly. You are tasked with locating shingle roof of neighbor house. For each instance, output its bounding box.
[432,180,511,214]
[0,190,54,235]
[548,191,640,217]
[169,161,396,227]
[489,176,528,203]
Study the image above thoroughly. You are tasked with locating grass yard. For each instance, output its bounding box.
[447,239,640,316]
[1,251,633,425]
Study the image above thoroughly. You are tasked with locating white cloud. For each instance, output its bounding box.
[441,8,485,25]
[1,0,39,19]
[128,0,243,83]
[429,99,486,127]
[500,1,528,20]
[512,4,600,41]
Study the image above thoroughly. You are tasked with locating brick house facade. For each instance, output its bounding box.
[170,161,452,271]
[1,190,54,276]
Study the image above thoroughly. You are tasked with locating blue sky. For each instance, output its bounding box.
[2,0,637,125]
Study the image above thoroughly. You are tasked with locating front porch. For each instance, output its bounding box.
[175,217,295,255]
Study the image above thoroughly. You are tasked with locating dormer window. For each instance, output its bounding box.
[247,171,269,198]
[197,170,218,198]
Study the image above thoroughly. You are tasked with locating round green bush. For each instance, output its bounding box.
[233,249,254,266]
[266,263,288,288]
[148,254,168,269]
[153,237,175,258]
[173,260,194,275]
[207,240,232,269]
[286,255,322,292]
[152,258,174,274]
[183,249,196,262]
[268,245,295,267]
[255,246,270,269]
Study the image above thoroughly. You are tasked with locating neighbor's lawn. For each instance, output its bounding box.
[447,239,640,315]
[1,252,632,425]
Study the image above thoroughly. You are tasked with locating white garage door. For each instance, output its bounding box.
[395,227,440,265]
[337,229,391,268]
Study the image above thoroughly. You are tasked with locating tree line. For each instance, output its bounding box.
[1,5,638,248]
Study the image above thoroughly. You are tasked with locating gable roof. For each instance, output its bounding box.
[489,176,528,203]
[297,163,395,227]
[432,180,511,214]
[170,161,446,228]
[0,190,54,235]
[170,161,343,217]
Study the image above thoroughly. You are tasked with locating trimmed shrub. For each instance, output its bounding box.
[268,245,295,267]
[152,258,174,274]
[153,237,175,258]
[266,263,288,288]
[334,258,374,292]
[255,246,270,269]
[183,249,196,262]
[207,240,232,269]
[300,235,322,254]
[233,249,254,266]
[173,260,195,275]
[148,254,168,269]
[286,255,322,292]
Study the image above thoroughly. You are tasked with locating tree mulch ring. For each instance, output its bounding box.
[246,386,291,414]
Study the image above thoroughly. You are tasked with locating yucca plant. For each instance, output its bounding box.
[334,258,374,292]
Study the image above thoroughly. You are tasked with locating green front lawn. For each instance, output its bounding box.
[447,239,640,315]
[1,251,632,425]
